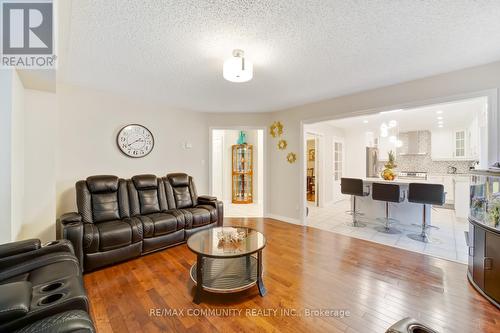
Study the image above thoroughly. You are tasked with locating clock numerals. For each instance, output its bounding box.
[117,125,154,158]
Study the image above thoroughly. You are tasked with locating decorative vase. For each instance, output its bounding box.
[237,131,247,145]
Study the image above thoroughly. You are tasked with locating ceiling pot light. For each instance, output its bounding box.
[437,116,443,120]
[438,124,444,128]
[436,110,443,114]
[438,120,444,125]
[363,120,369,124]
[223,49,253,83]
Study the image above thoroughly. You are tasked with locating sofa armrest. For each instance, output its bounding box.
[197,196,224,227]
[0,239,76,270]
[57,213,84,272]
[0,281,32,323]
[59,212,83,224]
[0,239,41,259]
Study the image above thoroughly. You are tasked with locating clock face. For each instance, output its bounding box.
[117,124,154,158]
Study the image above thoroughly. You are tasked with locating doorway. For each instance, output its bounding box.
[305,133,320,207]
[210,128,264,217]
[332,138,345,203]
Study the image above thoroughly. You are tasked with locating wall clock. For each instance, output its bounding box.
[117,124,154,158]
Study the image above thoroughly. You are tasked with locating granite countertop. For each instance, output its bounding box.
[363,177,432,185]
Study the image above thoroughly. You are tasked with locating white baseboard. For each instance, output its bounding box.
[265,213,303,225]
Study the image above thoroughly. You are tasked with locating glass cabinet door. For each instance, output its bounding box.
[232,144,253,204]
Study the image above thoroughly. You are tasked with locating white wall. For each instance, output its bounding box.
[0,70,14,244]
[0,69,25,244]
[56,84,210,215]
[21,90,57,242]
[11,69,25,241]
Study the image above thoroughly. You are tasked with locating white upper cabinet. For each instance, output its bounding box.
[431,128,478,161]
[431,130,454,160]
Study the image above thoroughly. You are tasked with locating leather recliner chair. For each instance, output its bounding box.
[128,174,186,253]
[0,239,93,332]
[0,238,80,286]
[58,173,223,272]
[163,173,223,238]
[57,175,143,272]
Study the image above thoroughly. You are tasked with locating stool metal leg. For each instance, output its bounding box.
[408,205,441,243]
[345,196,366,228]
[375,202,401,234]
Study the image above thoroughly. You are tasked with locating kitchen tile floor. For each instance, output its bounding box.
[307,199,468,264]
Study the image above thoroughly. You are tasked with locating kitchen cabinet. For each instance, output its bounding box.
[454,175,470,218]
[431,130,454,160]
[431,128,479,161]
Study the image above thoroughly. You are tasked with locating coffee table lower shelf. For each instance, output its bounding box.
[189,256,258,293]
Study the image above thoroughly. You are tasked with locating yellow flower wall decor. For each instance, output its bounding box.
[286,152,297,163]
[269,121,284,138]
[277,139,288,150]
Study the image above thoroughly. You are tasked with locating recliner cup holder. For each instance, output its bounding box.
[37,293,64,306]
[40,282,64,292]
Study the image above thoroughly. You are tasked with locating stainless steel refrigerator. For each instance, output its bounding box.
[366,147,379,178]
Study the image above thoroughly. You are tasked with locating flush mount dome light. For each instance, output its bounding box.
[223,49,253,82]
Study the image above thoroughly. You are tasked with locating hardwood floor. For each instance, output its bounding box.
[84,218,499,333]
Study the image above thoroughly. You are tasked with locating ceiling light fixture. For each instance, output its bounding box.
[437,116,443,120]
[436,110,443,114]
[223,49,253,83]
[363,120,369,124]
[438,124,444,128]
[438,120,444,125]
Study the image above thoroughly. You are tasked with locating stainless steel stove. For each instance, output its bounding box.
[398,171,428,180]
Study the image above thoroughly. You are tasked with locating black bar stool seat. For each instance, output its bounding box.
[372,182,405,234]
[341,178,370,228]
[407,183,445,243]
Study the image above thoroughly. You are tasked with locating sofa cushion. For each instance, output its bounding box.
[86,175,119,193]
[196,205,218,223]
[182,208,212,228]
[173,186,192,208]
[97,220,132,251]
[92,192,120,222]
[137,213,179,238]
[167,173,189,187]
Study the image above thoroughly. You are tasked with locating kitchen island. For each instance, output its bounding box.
[353,178,433,226]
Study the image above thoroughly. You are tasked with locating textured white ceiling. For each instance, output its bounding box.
[59,0,500,112]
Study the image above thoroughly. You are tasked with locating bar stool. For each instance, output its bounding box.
[341,178,370,228]
[407,183,445,243]
[372,183,405,234]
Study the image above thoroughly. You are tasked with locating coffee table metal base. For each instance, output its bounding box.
[191,253,266,303]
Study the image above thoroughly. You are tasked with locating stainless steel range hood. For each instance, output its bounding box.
[398,131,427,155]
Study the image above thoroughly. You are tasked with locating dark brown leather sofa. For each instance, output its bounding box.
[57,173,223,272]
[0,239,95,332]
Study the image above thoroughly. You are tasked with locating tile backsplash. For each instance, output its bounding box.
[377,131,476,174]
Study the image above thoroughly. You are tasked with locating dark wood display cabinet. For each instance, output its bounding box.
[467,169,500,309]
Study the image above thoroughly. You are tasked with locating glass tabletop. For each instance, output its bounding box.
[187,227,266,258]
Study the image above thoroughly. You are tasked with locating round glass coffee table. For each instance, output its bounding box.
[187,226,267,304]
